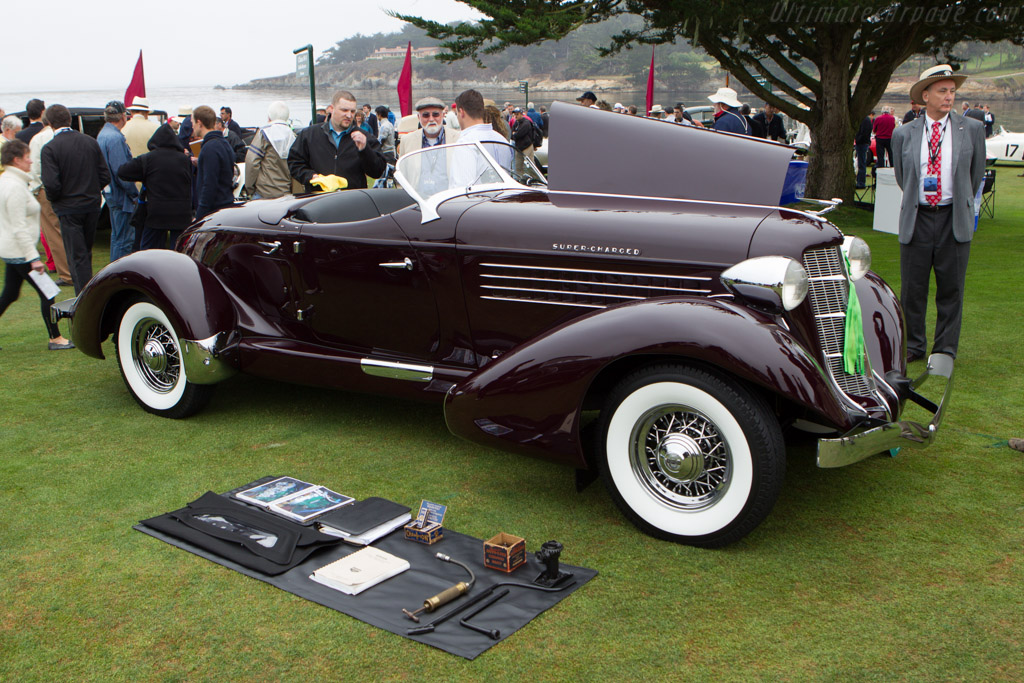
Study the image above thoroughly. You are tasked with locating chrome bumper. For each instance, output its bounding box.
[50,297,76,324]
[181,333,237,385]
[817,353,954,468]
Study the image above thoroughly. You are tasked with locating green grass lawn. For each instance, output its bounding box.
[2,176,1022,681]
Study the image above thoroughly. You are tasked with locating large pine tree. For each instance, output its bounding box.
[396,1,1024,200]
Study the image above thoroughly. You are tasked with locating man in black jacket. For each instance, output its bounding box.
[510,108,535,176]
[855,111,875,189]
[117,123,194,250]
[193,105,235,219]
[15,99,45,143]
[288,90,387,194]
[752,103,786,141]
[40,104,110,294]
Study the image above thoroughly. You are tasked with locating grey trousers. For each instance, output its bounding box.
[899,205,971,358]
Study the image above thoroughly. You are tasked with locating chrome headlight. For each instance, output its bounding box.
[842,236,871,281]
[720,256,809,312]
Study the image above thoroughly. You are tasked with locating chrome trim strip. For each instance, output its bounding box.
[549,190,833,224]
[808,275,848,282]
[481,262,712,281]
[181,333,237,385]
[481,284,645,301]
[481,295,605,309]
[818,354,954,467]
[815,312,847,319]
[480,273,709,294]
[360,358,434,382]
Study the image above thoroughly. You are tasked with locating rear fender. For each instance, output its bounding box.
[444,298,847,468]
[69,250,237,359]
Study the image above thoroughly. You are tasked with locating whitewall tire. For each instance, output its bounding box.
[599,365,785,547]
[115,300,213,418]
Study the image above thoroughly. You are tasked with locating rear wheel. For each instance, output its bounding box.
[115,300,213,418]
[598,364,784,547]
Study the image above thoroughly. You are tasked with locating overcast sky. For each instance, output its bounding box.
[0,1,482,92]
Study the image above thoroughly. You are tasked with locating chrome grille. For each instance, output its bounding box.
[803,246,873,396]
[479,263,712,309]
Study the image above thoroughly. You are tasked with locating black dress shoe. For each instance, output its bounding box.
[906,351,924,364]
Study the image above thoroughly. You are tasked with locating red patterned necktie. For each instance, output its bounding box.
[927,121,942,207]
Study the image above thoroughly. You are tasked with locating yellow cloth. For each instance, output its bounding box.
[310,174,349,192]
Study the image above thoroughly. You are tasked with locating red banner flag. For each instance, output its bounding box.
[397,42,413,117]
[124,50,146,109]
[645,46,655,117]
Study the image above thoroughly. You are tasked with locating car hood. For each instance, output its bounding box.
[546,101,794,207]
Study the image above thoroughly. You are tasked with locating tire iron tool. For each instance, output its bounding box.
[458,588,510,640]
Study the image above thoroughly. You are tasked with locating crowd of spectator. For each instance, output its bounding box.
[0,83,1009,352]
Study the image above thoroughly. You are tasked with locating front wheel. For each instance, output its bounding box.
[115,300,213,418]
[598,365,785,547]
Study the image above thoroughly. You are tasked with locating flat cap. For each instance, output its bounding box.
[415,96,446,111]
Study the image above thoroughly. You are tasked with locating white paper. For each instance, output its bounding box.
[28,269,61,300]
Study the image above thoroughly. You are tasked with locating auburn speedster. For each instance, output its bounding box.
[53,104,952,547]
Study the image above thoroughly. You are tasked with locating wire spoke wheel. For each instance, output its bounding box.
[632,404,731,511]
[599,365,785,547]
[130,317,182,394]
[116,300,213,418]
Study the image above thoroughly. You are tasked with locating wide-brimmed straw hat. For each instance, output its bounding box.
[127,96,151,112]
[648,104,666,115]
[708,87,741,109]
[909,64,967,105]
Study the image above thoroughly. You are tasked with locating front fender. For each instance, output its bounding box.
[445,298,850,468]
[68,250,237,360]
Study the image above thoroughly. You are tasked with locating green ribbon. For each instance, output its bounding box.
[842,251,866,375]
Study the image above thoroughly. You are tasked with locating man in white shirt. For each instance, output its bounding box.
[450,89,513,189]
[892,65,986,363]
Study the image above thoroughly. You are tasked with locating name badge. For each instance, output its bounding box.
[923,175,939,193]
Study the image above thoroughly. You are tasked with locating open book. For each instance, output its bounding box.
[235,477,353,522]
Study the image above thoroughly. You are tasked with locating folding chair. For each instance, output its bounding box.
[980,169,995,219]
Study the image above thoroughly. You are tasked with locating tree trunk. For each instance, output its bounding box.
[805,41,856,202]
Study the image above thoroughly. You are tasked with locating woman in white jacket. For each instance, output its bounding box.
[0,139,73,350]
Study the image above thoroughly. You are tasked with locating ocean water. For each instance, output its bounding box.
[3,85,1022,132]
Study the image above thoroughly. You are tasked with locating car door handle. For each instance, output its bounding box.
[380,257,413,271]
[258,241,281,255]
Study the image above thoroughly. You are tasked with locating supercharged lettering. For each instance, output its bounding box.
[552,243,642,256]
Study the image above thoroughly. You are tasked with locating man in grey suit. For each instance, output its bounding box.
[892,65,986,364]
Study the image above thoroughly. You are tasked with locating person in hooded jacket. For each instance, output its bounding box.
[117,124,194,250]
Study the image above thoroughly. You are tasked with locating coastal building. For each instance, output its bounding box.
[368,46,442,60]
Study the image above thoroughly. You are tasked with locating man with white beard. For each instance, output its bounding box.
[398,96,461,196]
[399,97,460,157]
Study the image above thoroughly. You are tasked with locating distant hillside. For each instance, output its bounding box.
[239,17,720,93]
[239,20,1024,100]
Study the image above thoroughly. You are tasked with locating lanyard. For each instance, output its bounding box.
[927,119,948,167]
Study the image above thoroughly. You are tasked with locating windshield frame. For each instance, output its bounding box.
[393,140,547,223]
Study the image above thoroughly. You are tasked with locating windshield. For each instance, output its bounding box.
[395,141,546,203]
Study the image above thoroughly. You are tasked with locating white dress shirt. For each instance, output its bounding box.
[918,112,953,205]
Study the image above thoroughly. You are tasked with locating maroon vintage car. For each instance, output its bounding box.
[53,104,952,547]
